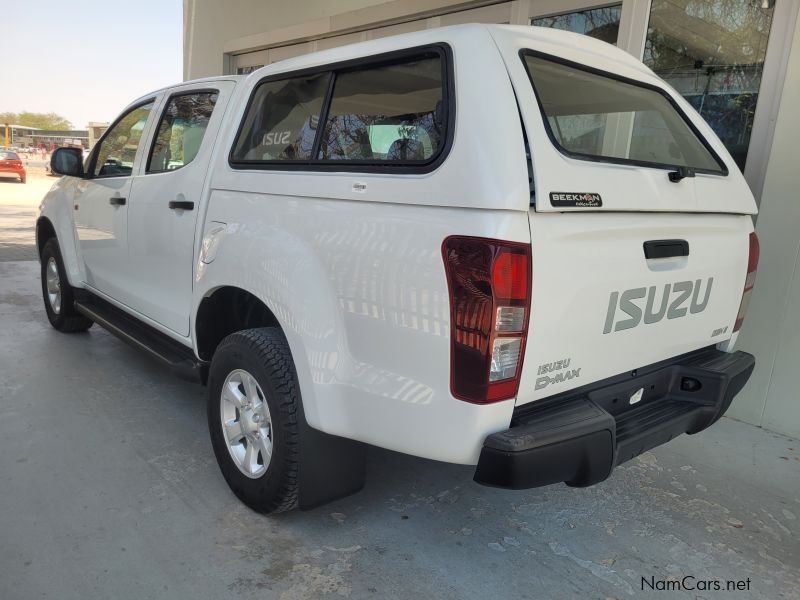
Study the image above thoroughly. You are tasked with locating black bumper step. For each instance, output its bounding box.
[474,348,754,489]
[75,294,207,384]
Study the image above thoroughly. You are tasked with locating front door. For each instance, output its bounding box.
[127,83,233,336]
[75,100,156,300]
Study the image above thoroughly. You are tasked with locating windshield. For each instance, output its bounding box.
[521,53,726,174]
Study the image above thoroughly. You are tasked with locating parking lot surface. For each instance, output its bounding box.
[0,197,799,598]
[0,168,53,261]
[0,170,800,600]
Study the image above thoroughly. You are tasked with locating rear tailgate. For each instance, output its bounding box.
[518,211,750,404]
[488,27,757,406]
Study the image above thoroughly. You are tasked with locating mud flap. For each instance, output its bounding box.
[298,417,366,511]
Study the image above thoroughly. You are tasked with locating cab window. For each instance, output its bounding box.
[93,101,154,178]
[229,45,451,170]
[318,55,444,162]
[231,73,329,161]
[148,92,218,173]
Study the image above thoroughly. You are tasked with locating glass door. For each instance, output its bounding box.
[643,0,776,173]
[531,4,623,45]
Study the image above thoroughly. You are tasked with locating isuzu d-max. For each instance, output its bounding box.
[39,24,758,513]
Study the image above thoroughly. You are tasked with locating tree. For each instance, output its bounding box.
[0,111,73,130]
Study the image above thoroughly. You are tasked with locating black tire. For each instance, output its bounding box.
[207,328,300,513]
[40,238,93,333]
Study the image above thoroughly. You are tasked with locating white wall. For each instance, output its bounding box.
[183,0,384,79]
[183,0,488,79]
[730,14,800,439]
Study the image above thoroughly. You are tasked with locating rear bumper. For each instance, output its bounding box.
[474,348,754,489]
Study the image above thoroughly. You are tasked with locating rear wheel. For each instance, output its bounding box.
[40,238,93,333]
[207,328,300,513]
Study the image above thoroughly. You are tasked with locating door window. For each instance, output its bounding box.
[92,101,154,178]
[147,92,218,173]
[644,0,775,171]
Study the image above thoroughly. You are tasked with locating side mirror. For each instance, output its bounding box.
[51,147,85,177]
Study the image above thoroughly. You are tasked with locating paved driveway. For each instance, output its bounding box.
[0,260,798,599]
[0,171,54,261]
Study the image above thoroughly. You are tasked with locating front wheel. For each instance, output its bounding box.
[207,328,300,513]
[40,238,93,333]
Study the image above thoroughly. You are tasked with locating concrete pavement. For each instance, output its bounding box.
[0,260,798,599]
[0,170,54,261]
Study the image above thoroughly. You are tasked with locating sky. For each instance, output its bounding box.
[4,1,183,129]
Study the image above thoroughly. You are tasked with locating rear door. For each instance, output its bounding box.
[491,31,757,405]
[126,81,234,336]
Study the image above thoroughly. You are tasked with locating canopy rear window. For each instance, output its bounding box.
[521,52,726,175]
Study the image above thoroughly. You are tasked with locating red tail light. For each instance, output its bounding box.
[733,232,759,332]
[442,236,531,404]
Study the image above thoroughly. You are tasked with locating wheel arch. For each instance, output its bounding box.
[37,184,85,286]
[195,285,282,362]
[35,216,57,258]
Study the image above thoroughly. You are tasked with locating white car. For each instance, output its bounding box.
[39,24,758,513]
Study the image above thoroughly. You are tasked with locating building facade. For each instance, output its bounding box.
[28,130,89,150]
[184,0,800,438]
[86,122,110,149]
[2,124,90,150]
[3,124,40,148]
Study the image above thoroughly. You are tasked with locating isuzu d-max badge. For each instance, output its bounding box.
[603,278,714,334]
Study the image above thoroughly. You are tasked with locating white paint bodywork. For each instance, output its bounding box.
[38,25,757,465]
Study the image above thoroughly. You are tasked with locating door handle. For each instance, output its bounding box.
[643,239,689,259]
[169,200,194,211]
[109,197,126,206]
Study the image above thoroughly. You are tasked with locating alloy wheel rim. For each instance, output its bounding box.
[220,369,273,478]
[46,257,62,314]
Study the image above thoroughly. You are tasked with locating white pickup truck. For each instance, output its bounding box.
[40,24,758,513]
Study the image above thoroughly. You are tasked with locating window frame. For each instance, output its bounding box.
[87,98,157,180]
[145,88,220,175]
[228,43,455,174]
[519,49,729,176]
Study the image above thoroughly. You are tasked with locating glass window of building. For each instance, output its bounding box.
[237,65,264,75]
[532,6,622,46]
[644,0,776,171]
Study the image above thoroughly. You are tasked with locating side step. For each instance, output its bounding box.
[75,295,207,384]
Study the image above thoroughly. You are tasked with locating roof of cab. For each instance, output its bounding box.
[126,75,243,110]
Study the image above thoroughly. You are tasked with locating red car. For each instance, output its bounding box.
[0,151,26,183]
